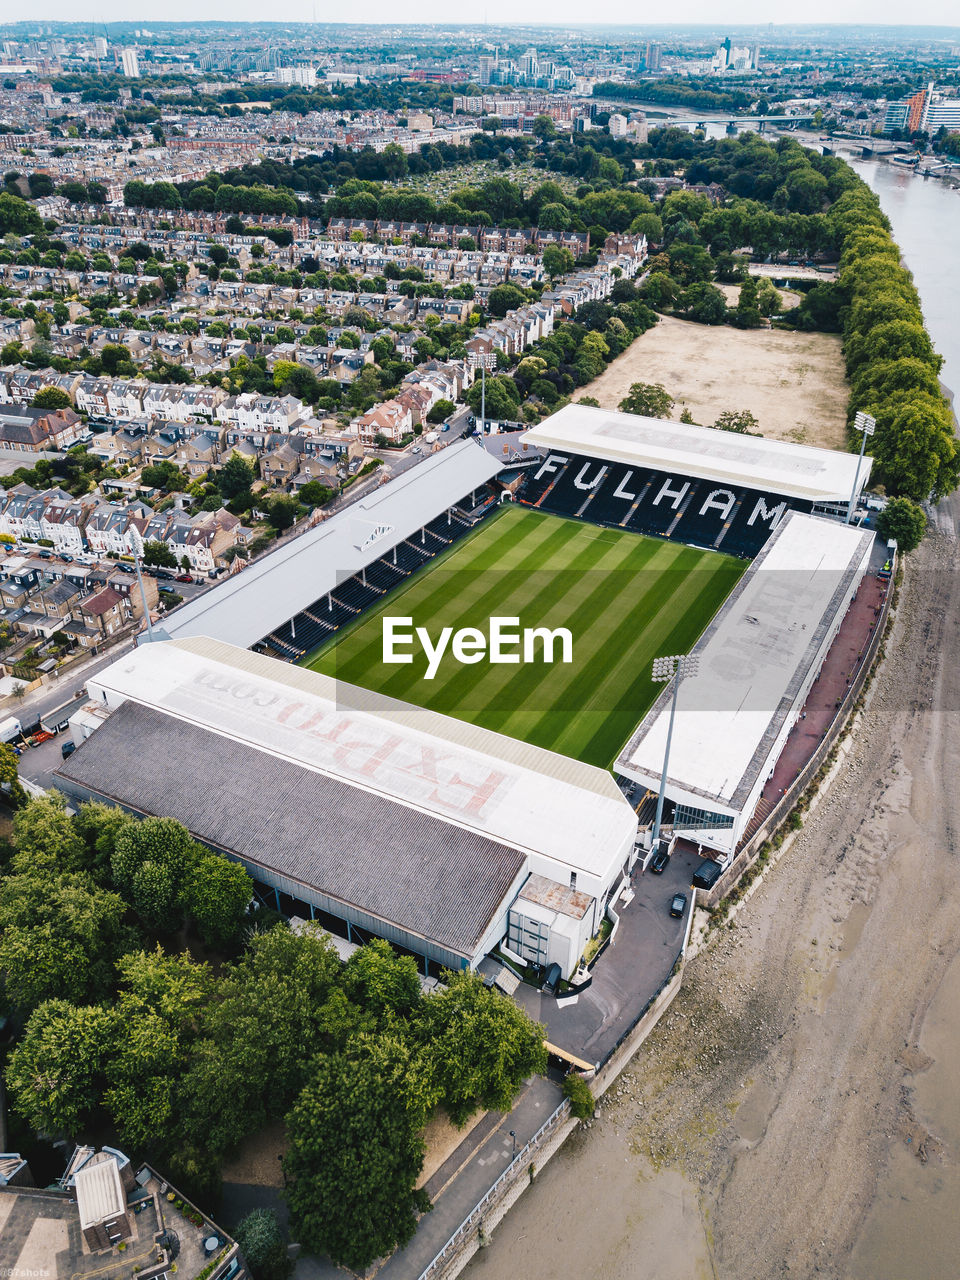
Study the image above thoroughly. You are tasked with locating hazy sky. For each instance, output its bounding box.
[23,2,960,29]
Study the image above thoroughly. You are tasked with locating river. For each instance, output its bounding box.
[464,156,960,1280]
[846,156,960,397]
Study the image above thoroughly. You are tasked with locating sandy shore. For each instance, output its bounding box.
[578,312,849,450]
[468,504,960,1280]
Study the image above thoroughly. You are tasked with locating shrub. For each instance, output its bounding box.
[563,1072,594,1120]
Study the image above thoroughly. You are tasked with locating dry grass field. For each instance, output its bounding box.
[580,308,849,451]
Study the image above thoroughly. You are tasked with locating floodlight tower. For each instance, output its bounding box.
[468,350,497,435]
[127,524,155,642]
[649,652,699,851]
[846,410,876,524]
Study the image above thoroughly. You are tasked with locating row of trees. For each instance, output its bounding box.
[833,186,958,501]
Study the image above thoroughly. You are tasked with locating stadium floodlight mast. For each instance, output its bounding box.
[127,525,155,642]
[649,652,700,852]
[845,410,876,525]
[468,351,497,435]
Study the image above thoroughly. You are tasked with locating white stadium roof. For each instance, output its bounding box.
[159,440,502,649]
[88,636,636,886]
[616,512,874,811]
[521,404,872,503]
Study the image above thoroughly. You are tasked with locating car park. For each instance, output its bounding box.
[650,849,669,874]
[669,893,687,918]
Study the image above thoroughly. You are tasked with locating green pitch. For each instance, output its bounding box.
[304,506,745,769]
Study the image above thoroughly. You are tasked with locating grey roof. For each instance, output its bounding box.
[56,700,525,962]
[158,440,502,649]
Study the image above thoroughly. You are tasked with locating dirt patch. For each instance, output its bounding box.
[418,1107,487,1188]
[578,313,849,450]
[220,1121,287,1189]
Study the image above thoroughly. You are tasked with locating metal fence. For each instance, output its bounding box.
[417,1099,571,1280]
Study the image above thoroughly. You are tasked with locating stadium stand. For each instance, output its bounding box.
[519,452,812,558]
[259,505,491,661]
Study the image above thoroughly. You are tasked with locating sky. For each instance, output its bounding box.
[21,3,960,29]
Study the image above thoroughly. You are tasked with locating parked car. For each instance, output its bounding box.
[175,573,194,583]
[692,859,723,890]
[158,584,176,594]
[61,740,76,759]
[650,849,669,874]
[669,893,687,919]
[411,445,422,455]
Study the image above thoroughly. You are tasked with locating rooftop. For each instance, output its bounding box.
[57,698,525,964]
[616,512,875,810]
[521,403,871,503]
[77,635,636,888]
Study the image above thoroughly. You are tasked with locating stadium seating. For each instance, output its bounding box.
[520,451,812,558]
[256,507,492,662]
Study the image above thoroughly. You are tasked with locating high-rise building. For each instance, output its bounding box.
[94,36,108,59]
[478,53,497,85]
[120,47,140,78]
[520,47,538,79]
[644,41,662,72]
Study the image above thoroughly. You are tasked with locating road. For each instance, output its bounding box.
[469,500,960,1280]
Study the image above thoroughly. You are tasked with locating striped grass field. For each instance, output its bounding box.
[304,506,745,769]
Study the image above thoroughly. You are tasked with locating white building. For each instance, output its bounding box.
[120,47,140,79]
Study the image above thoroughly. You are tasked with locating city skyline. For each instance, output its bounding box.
[14,5,960,29]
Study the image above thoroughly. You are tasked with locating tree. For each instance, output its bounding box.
[542,244,575,282]
[0,871,128,1012]
[182,853,252,949]
[427,398,455,425]
[875,497,926,552]
[465,374,519,421]
[284,1034,433,1270]
[112,815,197,928]
[11,793,85,874]
[678,282,728,326]
[487,284,526,318]
[267,496,299,532]
[233,1210,292,1280]
[563,1072,594,1120]
[297,481,332,507]
[219,451,256,500]
[5,999,117,1136]
[732,276,763,329]
[618,382,674,419]
[0,741,26,809]
[419,971,546,1126]
[104,947,214,1149]
[342,939,422,1027]
[713,409,760,435]
[142,540,178,569]
[31,386,72,410]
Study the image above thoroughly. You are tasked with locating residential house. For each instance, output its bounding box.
[0,406,84,452]
[353,399,412,445]
[78,586,131,642]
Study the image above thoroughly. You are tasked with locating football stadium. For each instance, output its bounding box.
[55,405,880,988]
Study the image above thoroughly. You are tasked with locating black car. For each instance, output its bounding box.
[61,740,76,759]
[669,893,687,919]
[650,849,669,874]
